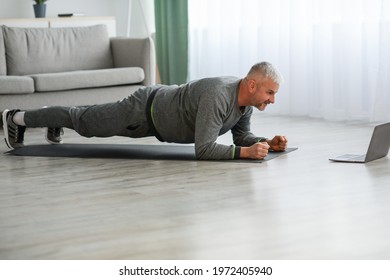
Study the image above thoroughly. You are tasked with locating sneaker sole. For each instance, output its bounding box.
[2,109,13,149]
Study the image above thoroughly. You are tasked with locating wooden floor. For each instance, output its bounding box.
[1,114,390,260]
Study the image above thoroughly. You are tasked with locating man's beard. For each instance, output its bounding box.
[257,102,269,111]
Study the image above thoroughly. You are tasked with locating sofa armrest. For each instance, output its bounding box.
[110,37,156,86]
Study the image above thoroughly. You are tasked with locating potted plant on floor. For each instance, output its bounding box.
[33,0,48,18]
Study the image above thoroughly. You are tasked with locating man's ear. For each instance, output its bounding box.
[247,79,257,93]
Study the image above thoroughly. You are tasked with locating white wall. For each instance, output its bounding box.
[114,0,155,37]
[0,0,155,37]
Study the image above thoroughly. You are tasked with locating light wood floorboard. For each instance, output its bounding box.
[1,114,390,259]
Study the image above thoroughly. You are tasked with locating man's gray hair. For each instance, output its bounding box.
[247,61,284,85]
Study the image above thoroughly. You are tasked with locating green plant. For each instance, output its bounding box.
[33,0,48,4]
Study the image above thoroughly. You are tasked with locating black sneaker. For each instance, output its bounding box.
[45,127,64,144]
[2,109,26,149]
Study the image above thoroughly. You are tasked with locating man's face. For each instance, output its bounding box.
[249,79,279,111]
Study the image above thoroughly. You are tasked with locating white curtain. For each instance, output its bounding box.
[188,0,390,122]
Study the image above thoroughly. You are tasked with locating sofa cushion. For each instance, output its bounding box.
[3,25,113,76]
[30,67,145,92]
[0,76,35,95]
[0,26,6,75]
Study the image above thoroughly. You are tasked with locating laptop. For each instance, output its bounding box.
[329,122,390,163]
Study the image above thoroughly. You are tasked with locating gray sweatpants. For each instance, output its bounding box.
[24,87,155,139]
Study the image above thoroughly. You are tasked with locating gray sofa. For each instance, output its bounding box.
[0,24,156,111]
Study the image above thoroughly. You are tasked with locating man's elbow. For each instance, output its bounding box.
[195,149,209,160]
[195,145,214,160]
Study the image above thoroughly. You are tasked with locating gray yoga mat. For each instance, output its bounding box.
[7,144,297,162]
